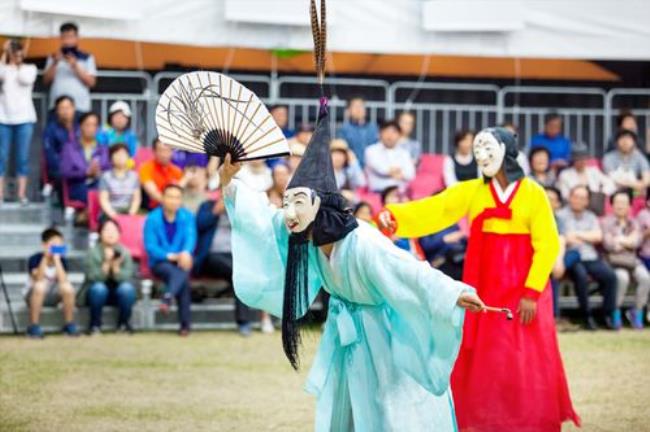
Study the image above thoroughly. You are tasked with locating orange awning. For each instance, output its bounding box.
[11,37,619,82]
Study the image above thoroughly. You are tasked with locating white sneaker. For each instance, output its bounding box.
[261,316,275,334]
[64,206,75,222]
[42,183,53,198]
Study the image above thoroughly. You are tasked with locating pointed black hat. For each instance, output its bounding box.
[286,99,338,193]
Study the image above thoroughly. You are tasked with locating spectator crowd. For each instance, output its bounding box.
[3,23,649,338]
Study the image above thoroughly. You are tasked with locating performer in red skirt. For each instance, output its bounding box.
[378,127,581,431]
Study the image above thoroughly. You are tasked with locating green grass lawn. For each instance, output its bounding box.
[1,329,649,431]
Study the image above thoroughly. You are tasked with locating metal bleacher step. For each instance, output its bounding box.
[0,202,49,225]
[1,272,85,302]
[0,224,49,246]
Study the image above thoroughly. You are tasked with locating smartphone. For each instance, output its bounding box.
[49,244,68,256]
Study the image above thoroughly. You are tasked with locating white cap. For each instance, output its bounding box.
[109,101,132,117]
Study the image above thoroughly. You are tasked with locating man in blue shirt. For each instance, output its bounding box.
[144,184,197,336]
[337,96,379,167]
[530,112,572,168]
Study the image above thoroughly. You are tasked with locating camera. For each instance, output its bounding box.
[7,40,22,54]
[61,46,80,57]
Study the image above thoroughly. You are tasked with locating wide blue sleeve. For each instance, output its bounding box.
[353,224,472,396]
[224,180,322,318]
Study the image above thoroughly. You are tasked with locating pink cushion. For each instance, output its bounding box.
[133,147,154,170]
[88,190,101,231]
[410,154,445,199]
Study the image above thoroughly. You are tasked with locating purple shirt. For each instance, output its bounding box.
[172,150,209,169]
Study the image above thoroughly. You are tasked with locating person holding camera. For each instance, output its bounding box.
[0,39,37,205]
[82,219,136,334]
[25,227,78,338]
[43,22,97,113]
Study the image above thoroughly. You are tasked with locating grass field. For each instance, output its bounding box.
[1,329,649,432]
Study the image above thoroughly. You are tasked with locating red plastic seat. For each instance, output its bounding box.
[113,214,150,277]
[409,154,445,200]
[61,180,86,210]
[355,187,383,214]
[87,190,101,231]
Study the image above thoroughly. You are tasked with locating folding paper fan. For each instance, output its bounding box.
[155,71,290,162]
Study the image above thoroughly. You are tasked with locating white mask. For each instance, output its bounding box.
[283,187,321,233]
[473,131,506,178]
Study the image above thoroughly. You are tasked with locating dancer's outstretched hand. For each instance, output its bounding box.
[457,292,485,312]
[376,210,396,235]
[219,153,242,188]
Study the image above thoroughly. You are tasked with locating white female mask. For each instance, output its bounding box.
[473,130,506,178]
[283,187,321,234]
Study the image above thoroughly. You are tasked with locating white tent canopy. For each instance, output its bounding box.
[2,0,649,60]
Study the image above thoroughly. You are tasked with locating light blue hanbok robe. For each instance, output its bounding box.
[224,181,472,431]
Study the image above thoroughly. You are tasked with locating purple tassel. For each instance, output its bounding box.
[319,96,329,116]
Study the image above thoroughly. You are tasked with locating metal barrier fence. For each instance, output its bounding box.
[498,86,609,156]
[28,69,649,159]
[606,89,650,152]
[389,82,500,154]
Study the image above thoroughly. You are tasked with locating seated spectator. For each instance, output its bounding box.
[528,147,556,187]
[267,162,291,208]
[43,95,78,182]
[98,101,139,156]
[24,227,78,338]
[270,104,295,139]
[557,143,615,201]
[397,111,422,164]
[194,197,269,336]
[419,224,467,281]
[267,105,295,169]
[545,187,568,319]
[43,22,97,113]
[331,138,366,201]
[60,111,110,203]
[144,185,197,336]
[443,129,479,187]
[603,130,650,194]
[0,39,37,205]
[337,95,379,167]
[287,123,313,157]
[181,163,208,214]
[501,122,530,174]
[237,159,273,193]
[601,189,649,329]
[99,143,141,219]
[365,120,415,193]
[557,185,618,330]
[353,201,374,224]
[530,112,572,168]
[81,218,136,334]
[288,141,305,173]
[381,186,423,258]
[545,186,582,331]
[139,137,183,208]
[607,109,645,153]
[636,189,650,271]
